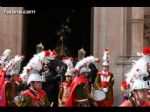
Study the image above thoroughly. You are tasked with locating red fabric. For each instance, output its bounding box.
[52,50,57,58]
[64,75,88,107]
[96,71,114,107]
[120,100,150,107]
[58,81,70,107]
[143,47,150,55]
[60,81,69,88]
[120,100,132,107]
[121,80,130,90]
[23,89,46,100]
[15,77,20,82]
[98,71,113,77]
[105,48,108,51]
[0,70,7,107]
[44,51,50,57]
[101,81,109,88]
[141,102,150,107]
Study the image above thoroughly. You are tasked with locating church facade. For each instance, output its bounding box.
[0,7,149,106]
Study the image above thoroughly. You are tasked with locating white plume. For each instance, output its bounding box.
[136,52,143,57]
[62,57,74,71]
[0,49,11,68]
[125,55,150,85]
[4,54,24,75]
[20,50,57,83]
[75,56,99,71]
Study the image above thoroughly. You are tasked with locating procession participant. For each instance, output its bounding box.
[18,50,56,107]
[41,50,59,107]
[16,72,50,107]
[120,47,150,107]
[58,69,73,107]
[0,54,24,107]
[65,56,99,107]
[94,48,114,107]
[76,48,98,88]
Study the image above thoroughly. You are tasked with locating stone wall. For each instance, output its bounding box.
[0,7,24,59]
[92,7,144,106]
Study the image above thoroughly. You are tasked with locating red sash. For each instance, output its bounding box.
[65,75,88,107]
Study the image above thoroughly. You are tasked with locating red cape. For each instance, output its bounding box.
[65,75,88,107]
[0,70,7,107]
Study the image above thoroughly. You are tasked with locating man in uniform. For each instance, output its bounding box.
[120,47,150,107]
[58,69,73,107]
[94,48,114,107]
[0,54,24,107]
[65,66,91,107]
[5,70,22,106]
[76,48,98,88]
[15,72,50,107]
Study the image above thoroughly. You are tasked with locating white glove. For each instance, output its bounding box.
[102,88,108,93]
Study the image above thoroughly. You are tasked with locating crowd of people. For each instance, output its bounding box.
[0,42,150,107]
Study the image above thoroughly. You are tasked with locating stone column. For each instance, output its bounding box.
[0,7,24,58]
[92,7,127,106]
[131,7,144,55]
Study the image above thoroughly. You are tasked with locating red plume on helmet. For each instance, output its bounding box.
[44,50,50,57]
[143,47,150,55]
[52,50,57,57]
[121,80,130,91]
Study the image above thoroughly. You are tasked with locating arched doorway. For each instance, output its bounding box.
[23,7,92,64]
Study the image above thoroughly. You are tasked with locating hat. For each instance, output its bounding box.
[27,72,45,85]
[65,68,74,77]
[102,48,109,66]
[121,49,150,91]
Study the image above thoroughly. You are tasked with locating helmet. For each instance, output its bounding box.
[131,80,150,91]
[65,69,73,77]
[27,73,45,85]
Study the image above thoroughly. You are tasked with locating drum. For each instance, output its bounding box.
[92,90,106,101]
[73,99,91,107]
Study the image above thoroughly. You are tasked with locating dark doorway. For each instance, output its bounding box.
[23,7,91,64]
